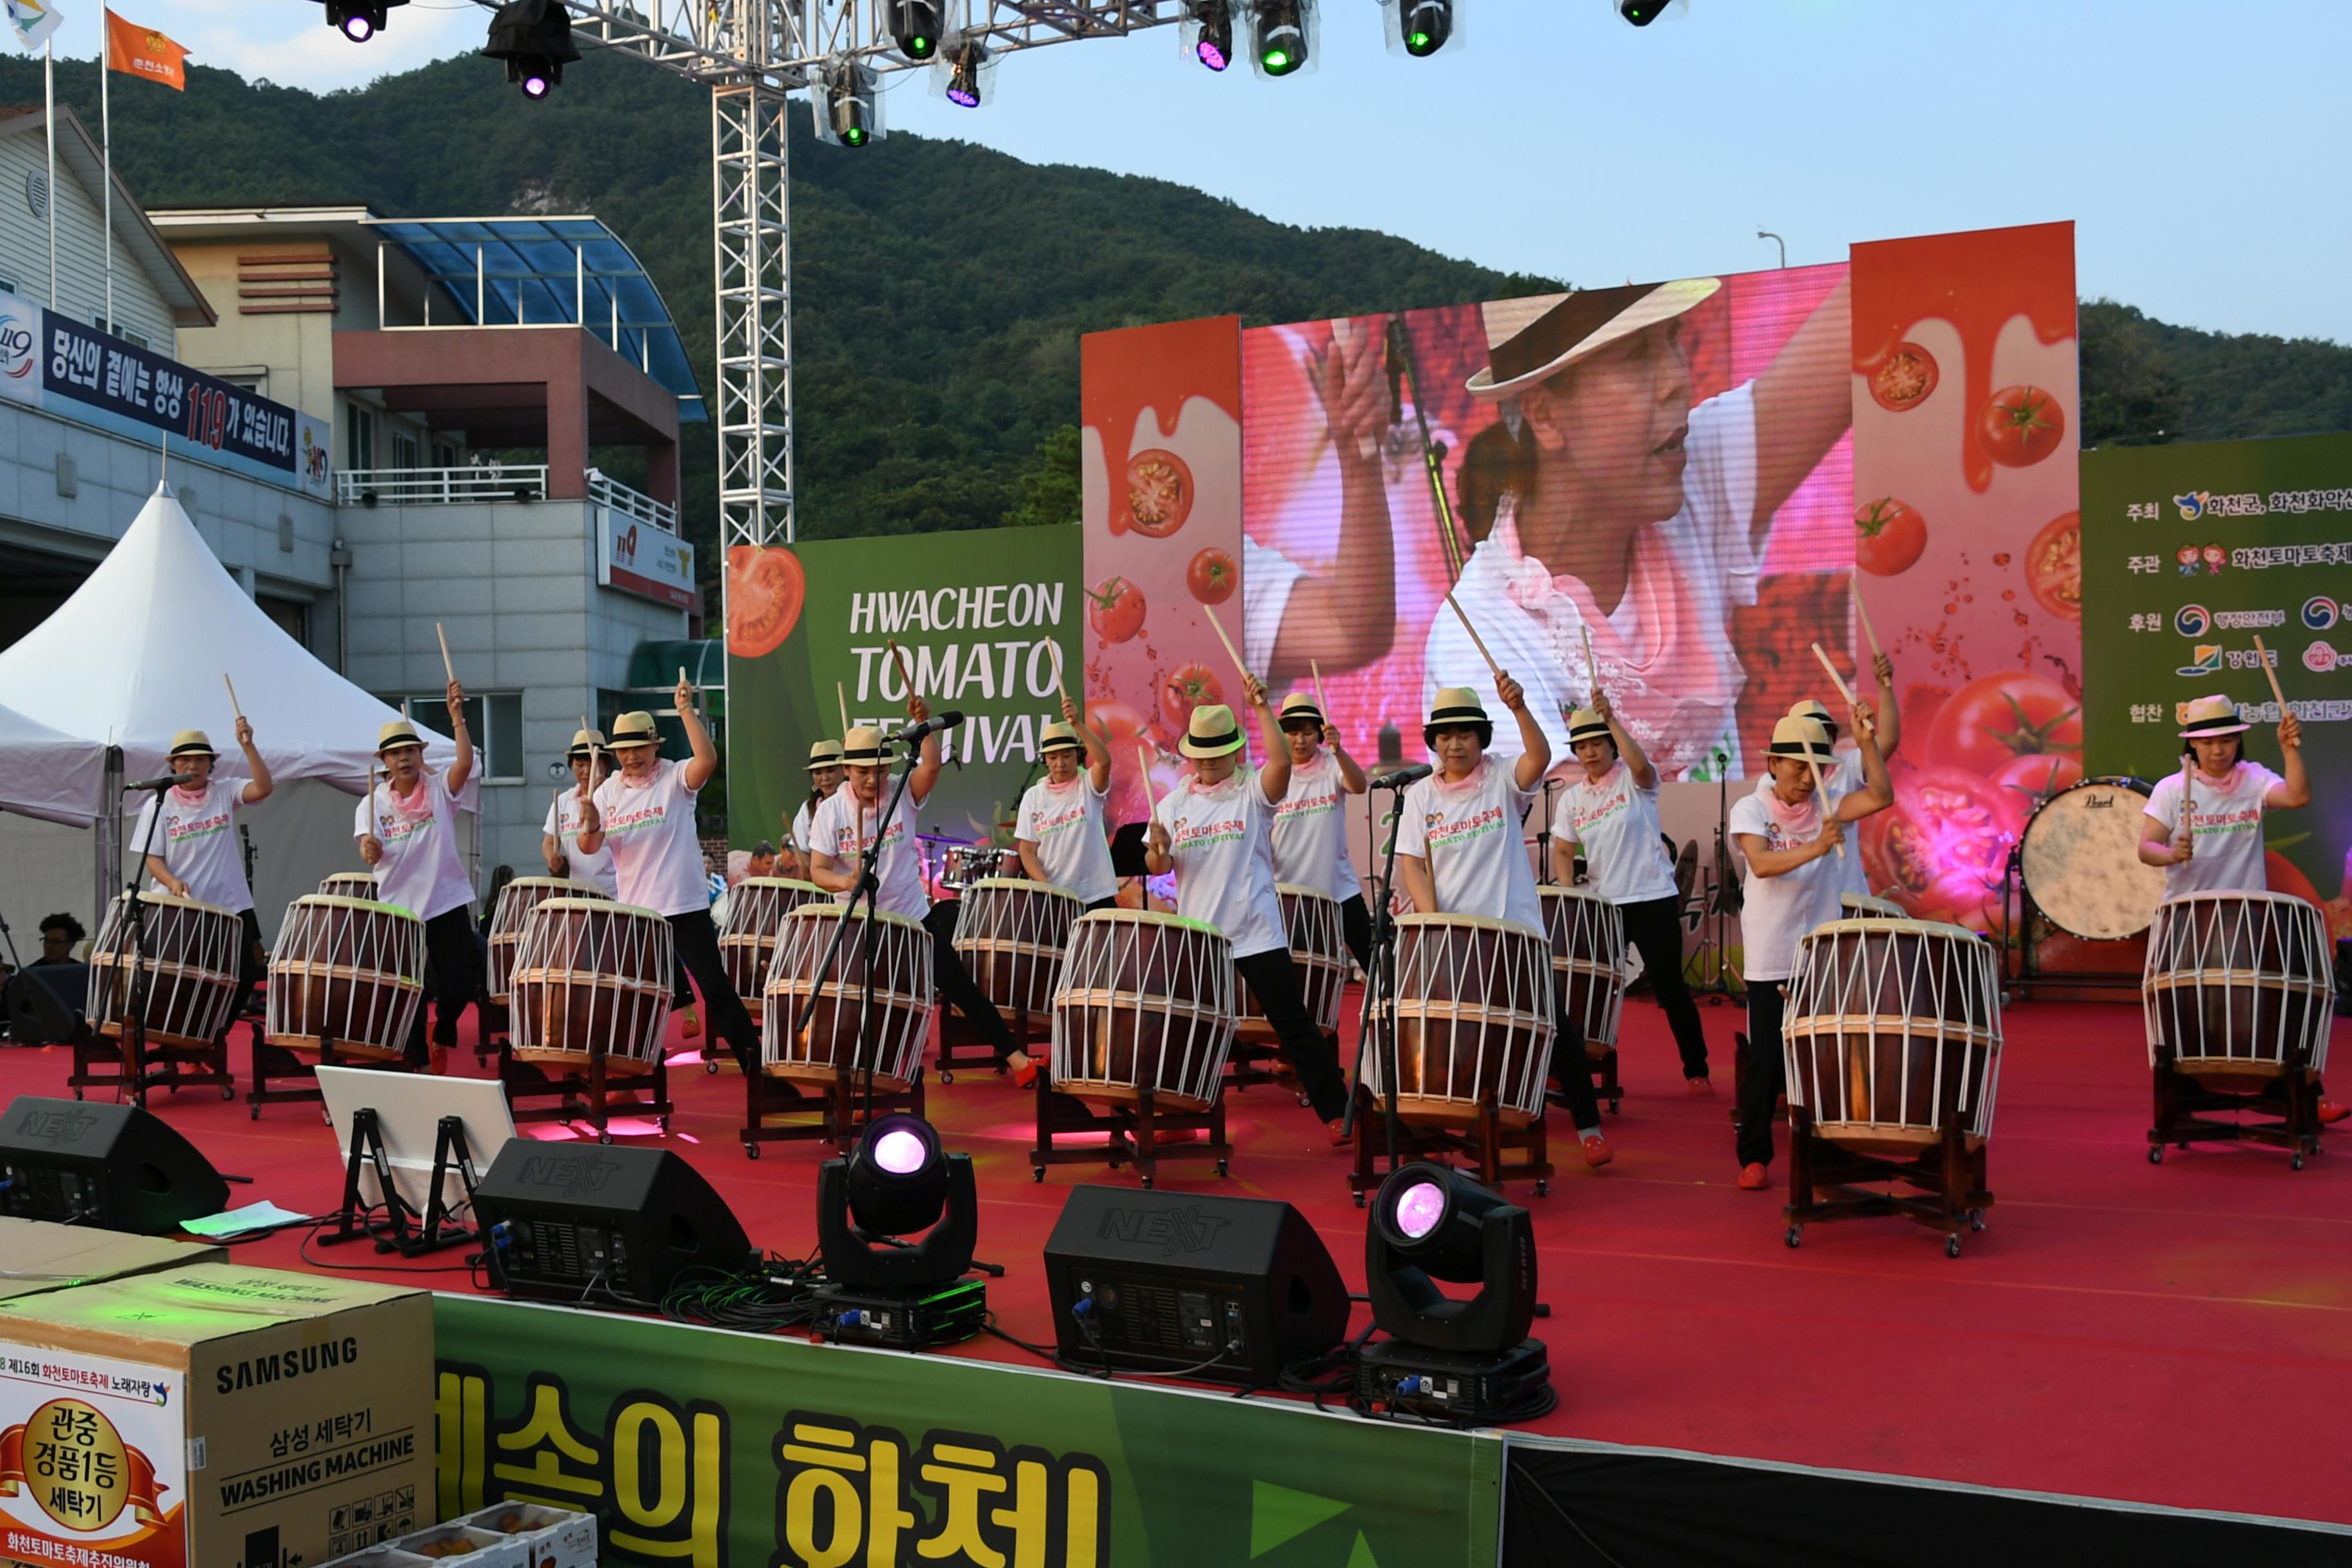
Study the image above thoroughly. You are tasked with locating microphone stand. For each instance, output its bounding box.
[1341,777,1414,1170]
[1534,776,1563,886]
[112,781,175,1107]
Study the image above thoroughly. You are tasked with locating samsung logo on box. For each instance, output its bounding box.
[217,1337,362,1395]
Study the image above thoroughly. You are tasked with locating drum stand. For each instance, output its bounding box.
[745,749,928,1157]
[499,1042,673,1144]
[1346,1086,1554,1202]
[1782,1107,1993,1259]
[1029,1073,1231,1189]
[2146,1049,2324,1170]
[249,1030,419,1119]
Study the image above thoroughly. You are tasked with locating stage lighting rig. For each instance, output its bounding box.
[1401,0,1452,56]
[1355,1162,1550,1425]
[813,1113,985,1349]
[484,0,579,99]
[1251,0,1309,77]
[892,0,942,61]
[816,58,883,148]
[318,0,404,43]
[1618,0,1675,24]
[1187,0,1235,72]
[944,37,987,108]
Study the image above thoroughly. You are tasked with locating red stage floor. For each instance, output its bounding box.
[8,994,2349,1527]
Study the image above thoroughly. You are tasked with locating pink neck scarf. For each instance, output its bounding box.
[1757,775,1821,841]
[170,781,208,808]
[389,773,435,823]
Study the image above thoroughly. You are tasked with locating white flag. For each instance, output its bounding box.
[5,0,66,52]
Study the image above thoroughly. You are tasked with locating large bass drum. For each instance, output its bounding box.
[720,877,828,1020]
[1237,885,1349,1041]
[1362,914,1554,1128]
[761,905,934,1090]
[1051,910,1235,1112]
[487,876,609,1005]
[2020,777,2168,940]
[2143,890,2333,1084]
[953,877,1081,1020]
[266,895,427,1060]
[90,891,243,1050]
[509,899,674,1073]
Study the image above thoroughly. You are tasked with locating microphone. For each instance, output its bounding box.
[896,710,965,743]
[1371,763,1432,789]
[124,774,191,792]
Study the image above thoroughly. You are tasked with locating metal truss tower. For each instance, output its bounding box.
[528,2,1187,548]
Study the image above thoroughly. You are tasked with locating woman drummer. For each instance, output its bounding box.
[541,728,619,896]
[1271,692,1373,973]
[574,682,758,1073]
[2138,694,2340,1124]
[1549,690,1713,1093]
[1144,685,1353,1141]
[139,721,275,1020]
[1395,680,1612,1168]
[1789,657,1901,898]
[1729,706,1892,1190]
[1015,696,1118,915]
[785,740,847,879]
[355,685,478,1071]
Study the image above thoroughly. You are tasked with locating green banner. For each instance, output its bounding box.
[433,1295,1500,1567]
[2081,433,2352,915]
[727,525,1083,856]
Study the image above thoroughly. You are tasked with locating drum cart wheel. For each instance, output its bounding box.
[745,1141,761,1159]
[1945,1235,1963,1259]
[1781,1108,1994,1257]
[2147,1145,2162,1164]
[938,1069,954,1084]
[1784,1226,1801,1249]
[2291,1152,2306,1171]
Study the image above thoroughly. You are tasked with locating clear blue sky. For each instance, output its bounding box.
[28,1,2352,342]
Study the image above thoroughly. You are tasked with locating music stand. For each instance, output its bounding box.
[315,1065,513,1257]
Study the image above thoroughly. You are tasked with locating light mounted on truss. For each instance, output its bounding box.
[1401,0,1453,56]
[892,0,943,61]
[1186,0,1235,72]
[943,36,990,108]
[318,0,406,43]
[1251,0,1312,77]
[484,0,580,98]
[816,57,883,148]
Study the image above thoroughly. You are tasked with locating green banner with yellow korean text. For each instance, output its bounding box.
[433,1295,1502,1567]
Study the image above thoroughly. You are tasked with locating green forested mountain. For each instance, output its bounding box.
[4,49,2346,584]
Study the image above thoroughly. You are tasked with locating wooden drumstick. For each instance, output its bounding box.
[1800,735,1843,860]
[222,672,243,720]
[1443,590,1504,683]
[1854,583,1885,661]
[1310,657,1332,724]
[2253,634,2289,718]
[436,622,455,683]
[1202,602,1252,685]
[887,637,916,698]
[1134,743,1158,818]
[1811,642,1874,738]
[1579,624,1598,703]
[838,681,850,738]
[2179,752,2195,845]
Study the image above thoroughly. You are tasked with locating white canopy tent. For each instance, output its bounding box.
[0,484,470,938]
[0,701,108,826]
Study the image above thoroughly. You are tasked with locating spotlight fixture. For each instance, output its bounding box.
[1356,1162,1550,1424]
[1252,0,1308,76]
[1190,0,1234,72]
[484,0,579,98]
[813,1113,985,1349]
[1402,0,1451,55]
[320,0,405,43]
[892,0,941,61]
[816,58,881,148]
[1619,0,1664,23]
[945,38,986,108]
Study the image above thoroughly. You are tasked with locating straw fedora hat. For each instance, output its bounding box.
[566,727,607,759]
[1422,687,1493,749]
[167,729,218,759]
[1466,278,1721,401]
[1565,708,1612,745]
[375,720,424,754]
[609,711,662,749]
[1766,716,1834,760]
[805,739,846,770]
[1276,692,1325,729]
[1179,705,1246,760]
[1788,698,1843,736]
[2177,694,2250,738]
[1039,721,1085,754]
[840,725,895,765]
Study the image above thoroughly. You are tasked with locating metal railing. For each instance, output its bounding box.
[336,465,678,532]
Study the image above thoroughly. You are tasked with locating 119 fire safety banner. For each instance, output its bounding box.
[2081,432,2352,932]
[725,525,1083,856]
[433,1297,1501,1567]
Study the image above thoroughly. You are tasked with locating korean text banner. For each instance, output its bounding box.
[433,1295,1501,1567]
[725,524,1082,852]
[2081,432,2352,931]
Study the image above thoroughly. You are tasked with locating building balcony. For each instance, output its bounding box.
[335,464,678,533]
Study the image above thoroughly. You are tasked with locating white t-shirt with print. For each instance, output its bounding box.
[543,792,620,897]
[354,772,475,923]
[1396,761,1542,937]
[1729,777,1848,983]
[1551,761,1678,906]
[2142,761,2283,899]
[135,779,252,912]
[1826,749,1874,897]
[1154,769,1286,959]
[591,760,710,917]
[1016,775,1118,904]
[1421,382,1761,781]
[790,799,821,863]
[1271,750,1364,903]
[810,784,930,921]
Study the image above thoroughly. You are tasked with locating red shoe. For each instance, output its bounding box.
[1006,1051,1039,1089]
[1687,1076,1715,1096]
[2318,1099,2348,1125]
[680,1010,701,1039]
[1582,1134,1612,1168]
[1326,1119,1353,1148]
[1737,1162,1769,1191]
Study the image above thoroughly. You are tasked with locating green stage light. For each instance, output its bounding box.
[1253,0,1306,76]
[1402,0,1450,56]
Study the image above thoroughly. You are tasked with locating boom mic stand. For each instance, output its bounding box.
[1341,777,1414,1170]
[111,778,175,1107]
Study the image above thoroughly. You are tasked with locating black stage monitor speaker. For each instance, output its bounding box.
[473,1143,754,1306]
[0,1094,230,1234]
[1043,1186,1348,1383]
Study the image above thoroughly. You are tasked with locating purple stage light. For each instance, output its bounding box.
[1197,38,1229,71]
[1394,1181,1445,1240]
[873,1126,930,1176]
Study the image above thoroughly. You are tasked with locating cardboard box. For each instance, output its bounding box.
[0,1262,433,1568]
[312,1550,429,1568]
[382,1523,526,1566]
[0,1218,222,1304]
[455,1502,598,1568]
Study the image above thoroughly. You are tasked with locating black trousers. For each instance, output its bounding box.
[233,907,265,1022]
[922,903,1017,1055]
[1736,981,1787,1169]
[1622,893,1710,1079]
[1234,946,1349,1122]
[1084,896,1120,915]
[407,905,483,1064]
[672,953,696,1008]
[1338,893,1373,975]
[1549,984,1603,1132]
[669,908,760,1073]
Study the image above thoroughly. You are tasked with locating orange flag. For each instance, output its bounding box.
[105,8,189,90]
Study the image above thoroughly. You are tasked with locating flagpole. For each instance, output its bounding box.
[44,35,57,310]
[101,8,114,332]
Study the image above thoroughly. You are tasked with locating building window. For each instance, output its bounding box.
[0,275,17,295]
[435,441,460,469]
[393,431,419,471]
[90,314,148,349]
[348,404,375,472]
[387,691,525,783]
[258,596,307,644]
